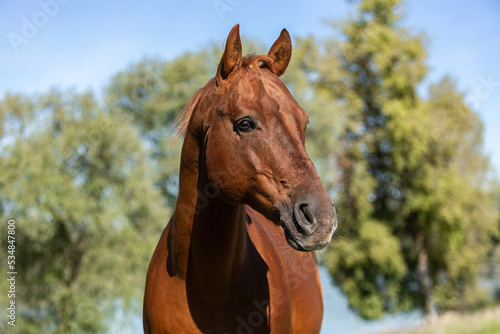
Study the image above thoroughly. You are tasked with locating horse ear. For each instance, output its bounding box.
[217,24,242,81]
[268,29,292,76]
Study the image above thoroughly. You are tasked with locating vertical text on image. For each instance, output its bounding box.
[6,220,16,327]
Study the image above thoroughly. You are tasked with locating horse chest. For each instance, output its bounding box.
[144,224,322,333]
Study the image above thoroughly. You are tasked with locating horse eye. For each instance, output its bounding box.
[237,119,253,132]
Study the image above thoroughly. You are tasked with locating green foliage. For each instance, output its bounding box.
[323,0,499,320]
[420,78,499,311]
[386,307,500,334]
[327,220,409,318]
[0,90,167,332]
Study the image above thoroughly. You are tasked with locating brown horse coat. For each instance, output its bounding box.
[143,25,337,334]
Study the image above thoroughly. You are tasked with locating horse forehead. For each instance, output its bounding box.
[231,74,266,106]
[230,71,298,115]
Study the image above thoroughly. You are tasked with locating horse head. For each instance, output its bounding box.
[185,24,337,251]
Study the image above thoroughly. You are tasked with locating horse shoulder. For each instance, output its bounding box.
[143,221,201,333]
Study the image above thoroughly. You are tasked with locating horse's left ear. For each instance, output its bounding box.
[268,29,292,76]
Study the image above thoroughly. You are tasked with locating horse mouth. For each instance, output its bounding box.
[281,222,310,252]
[274,198,335,252]
[280,212,332,252]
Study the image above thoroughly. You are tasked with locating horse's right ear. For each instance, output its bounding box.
[217,24,242,82]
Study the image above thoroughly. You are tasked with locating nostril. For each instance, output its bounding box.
[299,204,314,225]
[292,203,316,236]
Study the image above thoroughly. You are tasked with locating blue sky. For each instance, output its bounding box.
[1,0,499,172]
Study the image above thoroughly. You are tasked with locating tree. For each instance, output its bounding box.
[324,0,499,321]
[0,89,167,333]
[420,77,499,312]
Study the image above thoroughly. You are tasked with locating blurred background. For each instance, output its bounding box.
[1,0,499,333]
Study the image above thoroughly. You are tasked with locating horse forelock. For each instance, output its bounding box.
[240,54,277,75]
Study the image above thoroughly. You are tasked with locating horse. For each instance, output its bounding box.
[143,24,337,334]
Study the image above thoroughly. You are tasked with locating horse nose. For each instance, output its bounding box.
[294,202,316,235]
[293,196,335,236]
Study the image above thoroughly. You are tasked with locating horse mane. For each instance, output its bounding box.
[173,77,216,141]
[173,55,277,140]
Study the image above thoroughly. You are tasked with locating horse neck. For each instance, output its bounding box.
[171,129,247,296]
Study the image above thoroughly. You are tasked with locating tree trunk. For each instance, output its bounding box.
[416,232,438,322]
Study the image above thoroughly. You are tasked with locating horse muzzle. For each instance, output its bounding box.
[276,195,337,252]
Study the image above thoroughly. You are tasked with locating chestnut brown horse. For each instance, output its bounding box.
[143,25,337,334]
